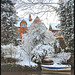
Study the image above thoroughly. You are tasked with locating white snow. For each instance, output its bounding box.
[14,18,34,27]
[50,52,71,64]
[1,43,71,67]
[50,23,61,30]
[1,44,37,67]
[56,40,60,48]
[1,44,18,59]
[15,46,37,66]
[32,44,54,55]
[1,18,71,67]
[16,22,55,65]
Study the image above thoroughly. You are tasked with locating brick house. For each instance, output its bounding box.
[49,24,66,52]
[15,14,41,40]
[49,23,64,39]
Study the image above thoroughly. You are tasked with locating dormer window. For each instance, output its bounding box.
[21,24,26,27]
[24,30,27,33]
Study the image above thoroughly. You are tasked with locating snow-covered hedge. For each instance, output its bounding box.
[1,44,18,58]
[50,52,71,64]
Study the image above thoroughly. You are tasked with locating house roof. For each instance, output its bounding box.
[14,18,34,27]
[50,23,61,30]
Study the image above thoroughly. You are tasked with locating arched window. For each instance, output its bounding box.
[18,34,20,39]
[21,24,26,27]
[24,30,27,33]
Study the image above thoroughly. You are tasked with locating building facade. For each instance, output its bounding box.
[15,14,41,40]
[49,23,64,39]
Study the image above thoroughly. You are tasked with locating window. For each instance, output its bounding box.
[18,34,20,39]
[18,28,20,30]
[21,24,26,27]
[24,30,27,33]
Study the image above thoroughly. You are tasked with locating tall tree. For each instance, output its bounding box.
[14,0,60,26]
[59,0,74,53]
[20,22,55,65]
[1,0,18,45]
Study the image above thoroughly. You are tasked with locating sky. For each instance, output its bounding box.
[15,0,60,29]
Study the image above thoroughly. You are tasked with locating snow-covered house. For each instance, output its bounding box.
[15,14,41,40]
[49,23,64,39]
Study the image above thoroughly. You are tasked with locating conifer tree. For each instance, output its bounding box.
[1,0,18,45]
[59,0,74,53]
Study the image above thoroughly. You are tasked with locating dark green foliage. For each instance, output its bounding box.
[1,0,18,45]
[59,0,74,52]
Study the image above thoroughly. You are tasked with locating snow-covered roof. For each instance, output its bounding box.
[14,18,34,27]
[50,23,61,30]
[55,35,64,39]
[17,38,21,40]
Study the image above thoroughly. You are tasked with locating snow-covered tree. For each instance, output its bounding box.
[54,40,61,54]
[14,0,60,27]
[54,38,67,53]
[1,0,18,45]
[20,22,55,65]
[59,0,74,53]
[15,0,59,17]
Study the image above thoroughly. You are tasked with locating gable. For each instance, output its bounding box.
[14,16,41,28]
[33,16,41,24]
[50,23,61,30]
[20,20,27,27]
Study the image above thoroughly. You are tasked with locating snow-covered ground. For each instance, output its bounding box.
[1,44,37,67]
[1,44,71,67]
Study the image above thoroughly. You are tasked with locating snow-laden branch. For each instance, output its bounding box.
[14,0,59,15]
[20,22,55,64]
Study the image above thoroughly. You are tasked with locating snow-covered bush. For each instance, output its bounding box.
[50,52,71,64]
[1,44,18,58]
[31,44,54,64]
[1,21,71,66]
[59,0,74,52]
[54,39,62,54]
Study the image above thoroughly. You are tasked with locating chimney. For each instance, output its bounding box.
[29,14,32,21]
[49,24,52,31]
